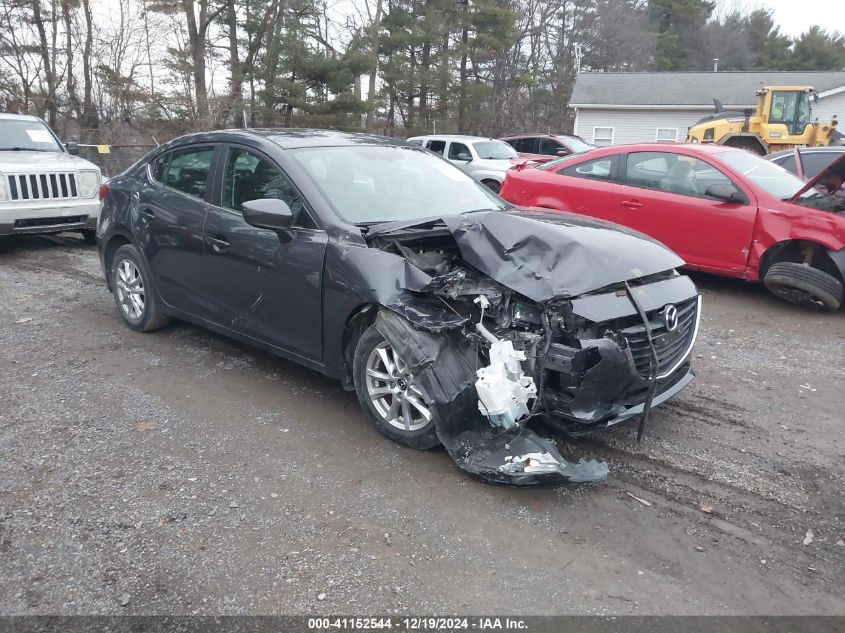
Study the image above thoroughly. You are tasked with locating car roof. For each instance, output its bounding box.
[168,127,410,150]
[407,134,497,142]
[0,112,41,122]
[767,146,845,159]
[584,142,737,156]
[501,133,580,140]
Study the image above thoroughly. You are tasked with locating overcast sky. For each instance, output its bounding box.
[727,0,838,37]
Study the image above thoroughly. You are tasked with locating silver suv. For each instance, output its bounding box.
[0,113,102,242]
[407,134,518,193]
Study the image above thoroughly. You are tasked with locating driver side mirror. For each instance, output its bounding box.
[556,149,570,157]
[65,141,79,155]
[242,198,293,231]
[705,183,745,204]
[454,154,472,162]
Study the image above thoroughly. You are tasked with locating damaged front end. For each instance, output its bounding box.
[362,210,701,485]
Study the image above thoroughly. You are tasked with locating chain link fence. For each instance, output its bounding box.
[76,144,157,177]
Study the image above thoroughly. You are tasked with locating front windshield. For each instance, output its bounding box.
[473,141,518,160]
[560,136,594,153]
[717,150,808,200]
[0,119,63,152]
[291,145,508,224]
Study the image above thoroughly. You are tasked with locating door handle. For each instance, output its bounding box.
[206,234,230,253]
[620,199,643,209]
[139,207,156,220]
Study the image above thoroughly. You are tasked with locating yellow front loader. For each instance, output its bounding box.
[686,86,842,155]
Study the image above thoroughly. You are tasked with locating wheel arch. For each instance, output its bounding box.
[102,231,135,291]
[340,303,379,388]
[760,239,845,285]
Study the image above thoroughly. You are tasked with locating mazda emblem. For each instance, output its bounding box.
[664,304,679,332]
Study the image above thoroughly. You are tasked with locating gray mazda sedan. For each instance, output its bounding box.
[97,129,701,485]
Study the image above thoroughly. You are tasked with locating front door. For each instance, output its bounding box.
[202,145,327,361]
[611,151,757,272]
[136,145,218,316]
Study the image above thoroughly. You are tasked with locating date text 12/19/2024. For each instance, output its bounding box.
[307,617,529,630]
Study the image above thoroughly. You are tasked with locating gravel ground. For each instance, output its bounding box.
[0,234,843,615]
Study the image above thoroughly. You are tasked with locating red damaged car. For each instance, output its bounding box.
[500,143,845,310]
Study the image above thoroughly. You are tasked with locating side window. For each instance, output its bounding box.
[407,139,423,147]
[150,153,169,183]
[505,139,523,152]
[774,154,797,175]
[802,153,836,178]
[222,147,316,229]
[448,142,471,160]
[539,138,566,156]
[165,147,214,199]
[626,151,736,199]
[624,152,671,190]
[426,140,446,155]
[559,157,615,181]
[513,138,537,153]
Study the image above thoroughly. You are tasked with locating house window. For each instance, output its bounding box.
[656,128,678,142]
[592,127,614,147]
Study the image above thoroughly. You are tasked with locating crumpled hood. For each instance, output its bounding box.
[0,151,99,172]
[440,209,684,302]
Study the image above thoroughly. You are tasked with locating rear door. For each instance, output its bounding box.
[610,151,757,272]
[201,144,327,360]
[536,154,619,220]
[136,144,219,316]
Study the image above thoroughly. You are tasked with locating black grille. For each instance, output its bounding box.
[621,297,699,379]
[7,173,78,200]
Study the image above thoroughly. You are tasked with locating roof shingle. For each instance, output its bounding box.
[569,71,845,107]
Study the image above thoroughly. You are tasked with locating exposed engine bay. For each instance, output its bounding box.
[359,211,702,486]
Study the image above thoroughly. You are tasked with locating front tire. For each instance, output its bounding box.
[763,262,843,311]
[110,244,172,331]
[352,325,440,449]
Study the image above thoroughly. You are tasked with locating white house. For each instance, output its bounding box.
[569,71,845,146]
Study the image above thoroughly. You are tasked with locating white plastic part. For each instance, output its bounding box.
[474,322,537,429]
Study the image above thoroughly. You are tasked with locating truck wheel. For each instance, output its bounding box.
[352,325,441,449]
[763,262,843,311]
[723,137,767,156]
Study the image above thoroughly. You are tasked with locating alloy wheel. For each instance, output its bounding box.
[364,340,432,432]
[115,258,146,320]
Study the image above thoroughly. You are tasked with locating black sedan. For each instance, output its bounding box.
[97,129,701,485]
[766,146,845,180]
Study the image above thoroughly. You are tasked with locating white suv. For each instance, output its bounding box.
[406,134,519,194]
[0,113,102,242]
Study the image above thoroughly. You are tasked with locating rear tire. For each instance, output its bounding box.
[352,325,441,449]
[763,262,843,311]
[110,244,172,331]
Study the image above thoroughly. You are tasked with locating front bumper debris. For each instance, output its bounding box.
[376,309,609,486]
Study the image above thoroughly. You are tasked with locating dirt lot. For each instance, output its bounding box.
[0,234,843,616]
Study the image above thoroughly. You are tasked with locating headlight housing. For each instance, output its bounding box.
[76,170,100,198]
